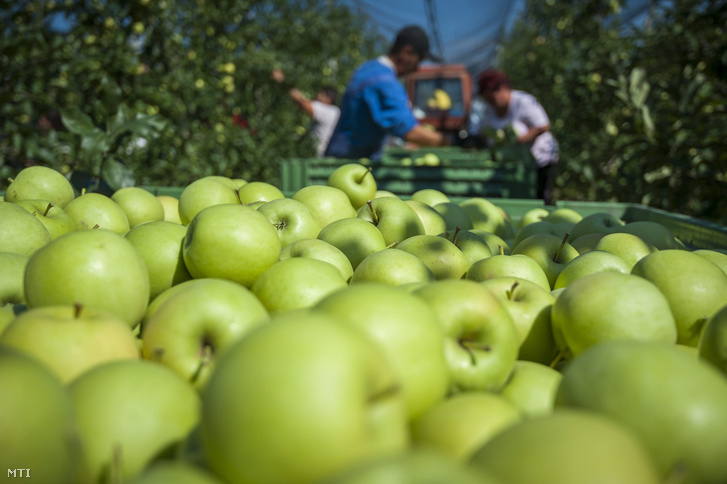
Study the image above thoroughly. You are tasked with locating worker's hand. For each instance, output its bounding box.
[271,68,285,83]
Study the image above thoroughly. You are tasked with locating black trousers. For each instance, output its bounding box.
[537,163,557,206]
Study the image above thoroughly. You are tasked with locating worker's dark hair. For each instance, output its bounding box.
[389,25,440,61]
[320,85,338,104]
[478,69,511,95]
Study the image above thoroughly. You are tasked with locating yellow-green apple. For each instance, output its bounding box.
[552,272,677,357]
[350,248,435,286]
[0,304,23,336]
[693,249,727,276]
[177,176,240,225]
[182,203,281,287]
[252,257,347,314]
[327,163,378,209]
[141,277,269,389]
[357,197,425,246]
[24,229,150,328]
[568,211,625,241]
[64,192,130,233]
[125,220,192,301]
[512,220,572,248]
[396,234,469,280]
[4,165,75,208]
[236,181,285,204]
[127,460,222,484]
[411,391,522,462]
[592,232,657,270]
[518,207,550,228]
[14,199,76,239]
[569,232,605,254]
[466,253,550,292]
[0,252,28,305]
[292,185,357,228]
[511,233,579,289]
[412,279,519,392]
[410,188,450,206]
[111,186,165,228]
[497,360,563,419]
[374,189,398,199]
[554,249,631,289]
[0,347,80,483]
[441,228,493,267]
[69,360,201,483]
[433,202,473,231]
[156,195,182,224]
[616,220,678,250]
[404,199,447,235]
[279,238,354,282]
[314,283,450,421]
[698,304,727,377]
[0,201,52,256]
[459,197,507,237]
[631,250,727,346]
[470,409,661,484]
[470,229,511,255]
[317,217,387,270]
[479,276,558,365]
[201,311,409,484]
[555,340,727,484]
[257,198,323,247]
[542,207,583,225]
[0,304,139,383]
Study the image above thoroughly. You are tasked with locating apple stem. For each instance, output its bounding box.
[549,347,569,368]
[498,245,504,256]
[43,201,56,217]
[234,187,243,205]
[357,166,373,184]
[366,200,379,225]
[110,443,124,484]
[7,177,13,183]
[92,224,100,229]
[451,226,462,244]
[153,347,165,361]
[273,221,286,231]
[386,241,399,249]
[506,281,519,301]
[552,232,571,262]
[81,187,86,196]
[190,342,214,385]
[73,302,83,318]
[460,340,491,365]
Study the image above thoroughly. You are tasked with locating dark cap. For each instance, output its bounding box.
[478,69,510,94]
[392,25,441,62]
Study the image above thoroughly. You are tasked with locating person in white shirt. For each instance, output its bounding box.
[478,69,560,205]
[272,68,341,157]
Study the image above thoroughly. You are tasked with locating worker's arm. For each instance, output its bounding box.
[403,124,451,147]
[271,68,314,116]
[517,124,550,144]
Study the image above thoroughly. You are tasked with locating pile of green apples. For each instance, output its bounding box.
[2,163,727,484]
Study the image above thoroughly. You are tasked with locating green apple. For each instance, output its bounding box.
[0,304,139,383]
[4,165,75,208]
[0,200,52,256]
[479,276,558,365]
[236,181,285,204]
[542,207,583,225]
[396,234,469,280]
[125,220,192,301]
[592,232,657,270]
[404,199,448,235]
[631,250,727,346]
[693,249,727,276]
[156,195,183,224]
[433,202,473,231]
[141,277,269,389]
[24,228,150,328]
[64,192,131,233]
[569,232,605,254]
[568,211,625,241]
[410,188,450,207]
[466,254,550,291]
[257,197,323,247]
[201,310,409,484]
[111,186,165,228]
[470,409,661,484]
[497,360,563,419]
[351,248,435,286]
[292,185,357,228]
[0,303,24,336]
[512,220,572,248]
[327,163,378,209]
[441,228,493,268]
[459,197,507,237]
[517,207,550,228]
[698,304,727,377]
[555,340,727,483]
[412,279,518,392]
[0,347,80,483]
[357,197,425,246]
[554,249,632,289]
[317,217,387,270]
[279,238,354,282]
[374,189,399,199]
[252,257,348,314]
[314,283,450,421]
[69,360,201,483]
[14,198,76,239]
[616,220,678,250]
[552,272,677,357]
[127,460,222,484]
[511,233,579,289]
[469,229,511,255]
[411,391,522,462]
[177,176,240,225]
[0,252,28,305]
[182,203,281,287]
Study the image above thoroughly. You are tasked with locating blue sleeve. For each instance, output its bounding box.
[362,79,418,139]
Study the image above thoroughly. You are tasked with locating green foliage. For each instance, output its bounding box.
[1,0,384,191]
[496,0,727,221]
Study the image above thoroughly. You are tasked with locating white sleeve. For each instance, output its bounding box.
[516,92,550,128]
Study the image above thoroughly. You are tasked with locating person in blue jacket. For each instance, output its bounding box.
[325,25,451,160]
